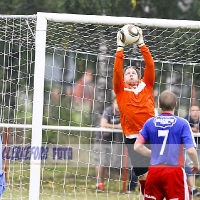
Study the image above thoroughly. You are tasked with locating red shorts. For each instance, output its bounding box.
[144,165,190,200]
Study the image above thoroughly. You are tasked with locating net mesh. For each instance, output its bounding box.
[0,14,199,199]
[0,16,35,199]
[45,21,200,122]
[46,22,200,64]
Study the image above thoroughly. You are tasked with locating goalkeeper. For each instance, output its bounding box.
[113,26,155,195]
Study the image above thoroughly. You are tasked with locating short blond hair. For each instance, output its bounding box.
[159,90,177,111]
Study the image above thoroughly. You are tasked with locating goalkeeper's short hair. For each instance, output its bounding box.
[123,66,141,79]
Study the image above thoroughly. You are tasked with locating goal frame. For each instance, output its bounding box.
[30,12,200,200]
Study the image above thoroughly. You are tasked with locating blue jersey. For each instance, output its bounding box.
[140,113,196,166]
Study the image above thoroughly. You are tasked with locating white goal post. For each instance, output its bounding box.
[32,12,200,200]
[0,12,200,200]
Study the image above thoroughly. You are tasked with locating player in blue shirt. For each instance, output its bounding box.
[0,136,6,196]
[134,90,199,199]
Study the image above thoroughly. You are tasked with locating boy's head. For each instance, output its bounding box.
[189,105,200,122]
[159,90,177,111]
[123,66,141,86]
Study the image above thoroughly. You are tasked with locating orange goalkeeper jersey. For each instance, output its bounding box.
[113,45,155,136]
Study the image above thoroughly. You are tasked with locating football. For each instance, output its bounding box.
[120,24,140,45]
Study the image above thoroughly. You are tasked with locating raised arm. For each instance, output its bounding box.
[113,50,124,94]
[134,27,155,87]
[141,45,155,87]
[113,31,126,94]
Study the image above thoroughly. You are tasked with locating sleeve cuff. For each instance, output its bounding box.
[117,47,124,51]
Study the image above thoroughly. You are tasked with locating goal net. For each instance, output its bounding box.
[0,12,199,200]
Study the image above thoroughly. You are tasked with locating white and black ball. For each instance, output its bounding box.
[120,24,140,45]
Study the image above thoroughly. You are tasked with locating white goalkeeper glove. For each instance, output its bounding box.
[135,27,145,47]
[117,30,125,51]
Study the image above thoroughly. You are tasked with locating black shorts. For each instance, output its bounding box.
[125,137,150,177]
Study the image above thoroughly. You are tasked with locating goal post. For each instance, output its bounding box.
[41,12,200,28]
[29,12,47,200]
[0,12,200,200]
[31,12,200,200]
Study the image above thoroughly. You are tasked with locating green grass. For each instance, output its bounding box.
[2,164,141,200]
[3,163,200,200]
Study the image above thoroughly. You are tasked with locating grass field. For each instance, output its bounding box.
[1,164,141,200]
[2,163,200,200]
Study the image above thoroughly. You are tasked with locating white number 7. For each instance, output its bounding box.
[158,130,169,155]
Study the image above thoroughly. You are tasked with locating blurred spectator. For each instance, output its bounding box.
[185,105,200,196]
[71,69,94,124]
[93,98,123,190]
[0,136,6,196]
[73,69,94,105]
[49,86,61,119]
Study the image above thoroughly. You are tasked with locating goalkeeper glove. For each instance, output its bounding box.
[135,27,145,47]
[117,30,125,51]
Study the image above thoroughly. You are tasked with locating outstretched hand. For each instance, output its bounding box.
[117,31,125,50]
[135,27,145,47]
